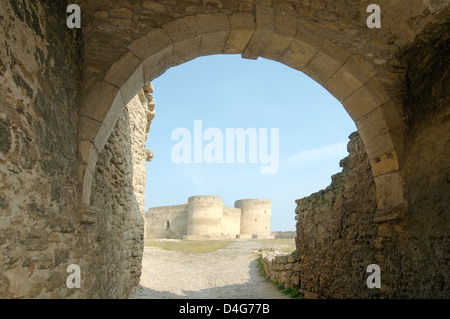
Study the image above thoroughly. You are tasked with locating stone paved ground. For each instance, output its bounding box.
[130,239,294,299]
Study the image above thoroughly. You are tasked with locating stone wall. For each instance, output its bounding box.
[0,0,82,298]
[222,206,241,237]
[295,132,380,299]
[387,22,450,298]
[0,0,153,297]
[271,231,296,239]
[295,113,449,299]
[73,90,153,298]
[146,205,188,239]
[261,250,300,291]
[145,196,272,240]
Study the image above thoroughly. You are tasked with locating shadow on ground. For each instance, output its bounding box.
[131,259,289,299]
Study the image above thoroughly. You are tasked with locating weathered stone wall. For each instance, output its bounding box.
[261,250,300,291]
[0,0,153,296]
[295,132,380,299]
[271,231,296,239]
[146,205,188,239]
[0,0,82,298]
[72,91,152,298]
[295,117,449,299]
[385,22,450,298]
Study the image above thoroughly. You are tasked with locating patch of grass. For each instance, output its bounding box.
[280,287,303,299]
[144,240,233,254]
[272,279,303,299]
[257,253,267,277]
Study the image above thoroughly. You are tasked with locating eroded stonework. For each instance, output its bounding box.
[295,132,379,299]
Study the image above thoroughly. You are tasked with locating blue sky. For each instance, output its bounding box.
[145,54,356,231]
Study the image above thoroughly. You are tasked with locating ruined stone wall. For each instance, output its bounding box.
[295,132,380,299]
[295,114,449,299]
[261,250,300,291]
[76,92,152,298]
[0,0,153,295]
[386,22,450,298]
[0,0,82,298]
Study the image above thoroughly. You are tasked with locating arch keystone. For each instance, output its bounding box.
[224,12,255,54]
[261,14,296,61]
[242,5,274,60]
[196,13,231,55]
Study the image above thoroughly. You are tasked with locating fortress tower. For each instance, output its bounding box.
[185,195,223,239]
[235,199,272,239]
[145,196,272,240]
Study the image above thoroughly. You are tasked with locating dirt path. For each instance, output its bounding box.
[130,239,293,299]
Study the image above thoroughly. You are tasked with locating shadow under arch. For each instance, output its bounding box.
[77,8,406,222]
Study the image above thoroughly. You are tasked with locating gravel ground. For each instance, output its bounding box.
[130,239,294,299]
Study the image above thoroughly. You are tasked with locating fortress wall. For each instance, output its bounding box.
[222,207,241,237]
[86,92,152,298]
[295,132,379,299]
[0,1,82,298]
[145,205,187,239]
[186,196,223,236]
[235,199,272,237]
[145,196,272,240]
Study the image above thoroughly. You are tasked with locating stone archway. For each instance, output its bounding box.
[77,6,406,218]
[1,0,448,300]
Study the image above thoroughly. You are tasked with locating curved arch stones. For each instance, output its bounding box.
[78,6,407,214]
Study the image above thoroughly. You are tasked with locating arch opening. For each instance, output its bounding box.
[78,10,406,216]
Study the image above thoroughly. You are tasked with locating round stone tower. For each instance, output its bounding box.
[186,195,223,238]
[235,199,272,238]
